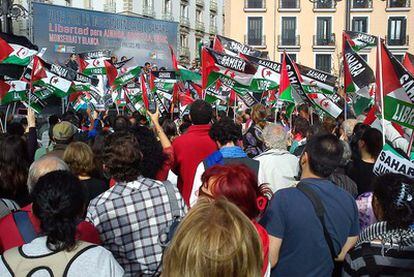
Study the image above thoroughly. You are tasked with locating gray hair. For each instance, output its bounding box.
[341,119,358,139]
[27,156,69,193]
[339,140,352,167]
[262,123,288,150]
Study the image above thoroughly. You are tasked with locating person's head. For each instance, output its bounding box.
[358,127,383,159]
[306,123,329,140]
[322,116,336,134]
[69,53,77,61]
[144,62,151,70]
[53,121,77,144]
[209,118,242,148]
[293,117,310,138]
[152,65,158,71]
[189,100,213,125]
[262,123,288,150]
[111,55,118,64]
[300,134,343,178]
[297,104,309,120]
[27,156,69,193]
[338,140,352,168]
[31,171,87,251]
[251,104,269,128]
[120,56,127,61]
[131,126,167,179]
[61,111,80,128]
[103,132,142,182]
[0,135,29,201]
[200,164,271,219]
[63,142,95,177]
[113,115,131,132]
[372,173,414,230]
[6,122,25,137]
[162,198,263,277]
[340,119,358,141]
[160,118,178,141]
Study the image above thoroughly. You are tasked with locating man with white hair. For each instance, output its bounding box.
[254,123,299,193]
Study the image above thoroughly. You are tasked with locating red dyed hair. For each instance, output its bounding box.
[201,164,271,219]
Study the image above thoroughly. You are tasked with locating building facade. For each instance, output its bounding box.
[13,0,224,66]
[224,0,414,77]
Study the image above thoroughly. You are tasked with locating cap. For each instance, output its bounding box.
[53,121,77,141]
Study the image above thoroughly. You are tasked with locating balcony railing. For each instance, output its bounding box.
[386,35,409,46]
[244,35,266,47]
[351,0,373,9]
[244,0,266,9]
[180,16,190,27]
[196,0,204,7]
[277,35,300,47]
[314,0,335,9]
[279,0,300,9]
[210,24,217,34]
[162,12,174,21]
[179,46,190,57]
[195,20,205,32]
[313,34,336,47]
[143,5,155,17]
[387,0,410,8]
[210,0,218,11]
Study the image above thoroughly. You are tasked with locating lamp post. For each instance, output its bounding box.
[0,0,29,34]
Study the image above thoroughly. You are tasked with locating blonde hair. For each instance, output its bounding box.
[251,103,269,129]
[63,142,95,176]
[162,198,263,277]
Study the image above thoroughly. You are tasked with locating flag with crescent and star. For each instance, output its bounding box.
[0,35,37,66]
[0,80,28,105]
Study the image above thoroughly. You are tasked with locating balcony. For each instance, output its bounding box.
[244,35,267,49]
[162,12,174,21]
[143,5,155,17]
[210,0,218,11]
[103,3,116,13]
[195,20,205,32]
[313,0,336,11]
[279,0,300,11]
[180,16,190,27]
[313,34,336,49]
[244,0,266,11]
[351,0,373,11]
[386,35,409,48]
[209,24,217,34]
[179,46,190,57]
[387,0,411,10]
[277,35,300,50]
[196,0,204,7]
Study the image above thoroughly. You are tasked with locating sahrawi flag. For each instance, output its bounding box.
[278,52,295,115]
[31,56,72,98]
[201,47,257,89]
[403,52,414,75]
[213,35,263,58]
[377,40,414,129]
[0,35,37,66]
[242,54,280,92]
[343,30,377,52]
[111,66,141,91]
[0,80,27,105]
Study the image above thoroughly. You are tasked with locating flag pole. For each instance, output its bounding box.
[407,131,414,156]
[4,104,11,133]
[377,36,386,146]
[0,116,4,133]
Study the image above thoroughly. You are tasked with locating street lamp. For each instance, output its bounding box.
[0,0,29,34]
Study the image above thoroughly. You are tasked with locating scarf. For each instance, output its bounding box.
[219,146,247,159]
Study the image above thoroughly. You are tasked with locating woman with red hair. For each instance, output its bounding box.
[198,163,272,276]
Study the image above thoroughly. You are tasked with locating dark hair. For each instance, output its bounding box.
[304,134,343,177]
[131,126,167,179]
[160,118,178,140]
[32,171,86,251]
[306,123,329,140]
[49,115,60,126]
[61,111,80,128]
[113,115,131,132]
[373,173,414,230]
[293,117,310,137]
[103,132,142,182]
[0,135,29,205]
[209,118,242,145]
[360,127,383,159]
[190,100,213,125]
[90,130,110,179]
[297,104,309,113]
[6,122,25,136]
[179,121,191,134]
[145,62,151,66]
[349,123,369,160]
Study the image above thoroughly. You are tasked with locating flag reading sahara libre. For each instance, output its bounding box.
[213,35,263,58]
[343,30,377,52]
[201,47,258,89]
[373,143,414,178]
[377,41,414,129]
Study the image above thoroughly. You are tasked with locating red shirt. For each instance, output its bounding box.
[0,204,101,254]
[253,221,270,276]
[155,146,175,181]
[172,124,217,205]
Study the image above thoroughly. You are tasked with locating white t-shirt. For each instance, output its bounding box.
[0,236,124,277]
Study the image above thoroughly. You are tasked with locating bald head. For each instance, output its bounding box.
[262,123,288,150]
[27,156,69,193]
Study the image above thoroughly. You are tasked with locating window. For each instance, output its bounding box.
[388,0,410,8]
[352,17,368,33]
[280,0,299,9]
[315,0,334,9]
[180,34,188,48]
[281,17,296,45]
[315,54,331,73]
[247,17,263,45]
[163,0,171,14]
[245,0,265,9]
[352,0,372,9]
[144,0,153,8]
[181,4,189,18]
[360,54,368,61]
[388,17,407,45]
[196,9,203,22]
[280,53,297,62]
[316,17,333,45]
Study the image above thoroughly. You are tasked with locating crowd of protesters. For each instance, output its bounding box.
[0,88,414,276]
